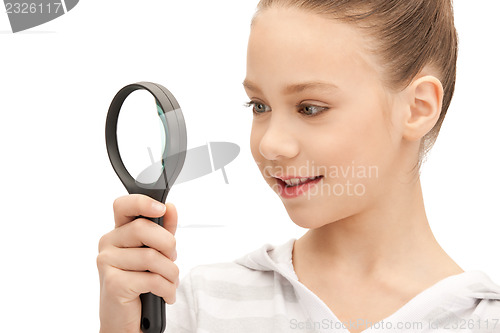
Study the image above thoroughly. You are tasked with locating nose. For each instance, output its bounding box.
[257,114,299,161]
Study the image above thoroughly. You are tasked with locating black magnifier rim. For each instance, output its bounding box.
[105,82,187,201]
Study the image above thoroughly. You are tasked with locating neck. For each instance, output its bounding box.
[297,176,462,278]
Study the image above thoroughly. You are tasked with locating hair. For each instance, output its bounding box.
[253,0,458,171]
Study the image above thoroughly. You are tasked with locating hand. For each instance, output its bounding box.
[97,194,179,333]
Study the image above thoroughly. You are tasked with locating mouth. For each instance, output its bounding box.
[274,175,324,187]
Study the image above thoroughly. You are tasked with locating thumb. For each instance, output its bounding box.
[163,202,178,236]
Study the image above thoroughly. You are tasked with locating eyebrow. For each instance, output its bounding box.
[242,79,340,95]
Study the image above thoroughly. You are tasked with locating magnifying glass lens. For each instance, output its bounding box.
[156,99,168,161]
[116,90,167,184]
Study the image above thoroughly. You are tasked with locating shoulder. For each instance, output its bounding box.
[167,262,267,332]
[180,260,278,300]
[183,237,297,291]
[166,261,297,333]
[422,271,500,332]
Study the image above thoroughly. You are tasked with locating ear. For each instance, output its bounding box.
[402,75,443,142]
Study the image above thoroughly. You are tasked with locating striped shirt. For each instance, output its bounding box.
[166,238,500,332]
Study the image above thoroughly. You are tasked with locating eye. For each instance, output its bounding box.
[244,101,329,117]
[298,104,328,117]
[244,101,271,115]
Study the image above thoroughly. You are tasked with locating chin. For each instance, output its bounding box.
[284,207,334,230]
[284,197,361,230]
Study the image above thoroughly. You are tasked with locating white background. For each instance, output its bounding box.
[0,1,499,332]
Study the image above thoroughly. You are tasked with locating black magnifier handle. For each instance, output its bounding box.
[138,214,166,333]
[139,215,165,333]
[105,81,187,333]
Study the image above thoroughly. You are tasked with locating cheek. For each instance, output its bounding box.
[343,101,394,161]
[250,123,263,163]
[313,109,395,194]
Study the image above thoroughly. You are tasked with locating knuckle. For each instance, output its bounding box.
[130,218,147,234]
[96,252,106,269]
[102,270,123,293]
[171,263,180,277]
[161,229,175,247]
[157,231,175,257]
[164,284,177,305]
[143,248,158,265]
[98,233,109,253]
[150,273,165,291]
[165,295,176,305]
[112,196,123,213]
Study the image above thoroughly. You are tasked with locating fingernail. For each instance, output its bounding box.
[152,202,166,213]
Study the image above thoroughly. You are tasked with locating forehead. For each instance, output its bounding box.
[246,6,380,91]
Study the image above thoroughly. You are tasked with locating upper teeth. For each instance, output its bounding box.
[283,177,318,186]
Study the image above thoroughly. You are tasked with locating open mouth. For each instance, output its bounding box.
[277,175,324,188]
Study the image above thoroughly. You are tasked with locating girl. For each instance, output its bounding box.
[97,1,500,332]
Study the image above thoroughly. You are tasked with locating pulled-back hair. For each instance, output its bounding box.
[254,0,458,168]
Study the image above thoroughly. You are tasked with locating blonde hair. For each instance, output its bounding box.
[254,0,458,169]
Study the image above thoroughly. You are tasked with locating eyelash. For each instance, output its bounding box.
[244,101,329,117]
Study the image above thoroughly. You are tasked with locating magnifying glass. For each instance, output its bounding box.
[105,81,187,333]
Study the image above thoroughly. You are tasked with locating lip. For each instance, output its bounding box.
[272,175,322,181]
[274,176,323,199]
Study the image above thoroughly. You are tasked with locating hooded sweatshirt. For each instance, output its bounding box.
[166,238,500,332]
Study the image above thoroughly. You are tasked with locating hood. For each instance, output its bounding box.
[235,238,500,301]
[234,238,297,276]
[234,238,500,332]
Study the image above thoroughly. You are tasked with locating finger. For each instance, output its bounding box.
[163,202,178,236]
[102,247,179,286]
[108,218,176,261]
[107,268,177,304]
[113,194,166,228]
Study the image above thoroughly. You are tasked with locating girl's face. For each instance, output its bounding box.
[245,7,410,228]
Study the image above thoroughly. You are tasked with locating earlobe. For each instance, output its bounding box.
[403,75,444,142]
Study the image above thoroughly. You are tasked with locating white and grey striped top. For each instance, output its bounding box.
[166,238,500,332]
